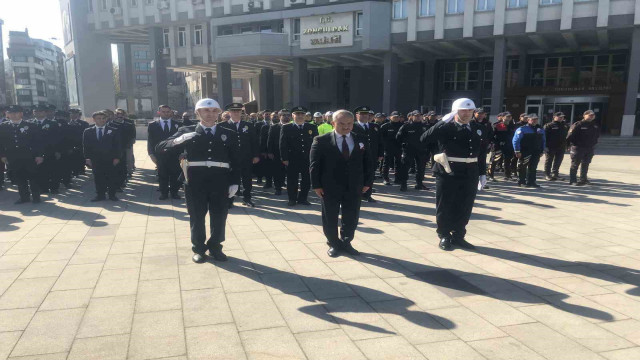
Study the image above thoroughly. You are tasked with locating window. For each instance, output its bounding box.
[194,25,203,45]
[35,69,45,76]
[293,19,301,41]
[146,0,154,4]
[540,0,561,5]
[530,56,575,87]
[178,27,186,47]
[115,0,122,6]
[16,89,31,96]
[308,71,320,88]
[101,0,107,10]
[14,67,29,74]
[36,80,47,97]
[136,74,151,84]
[134,62,150,71]
[219,26,233,36]
[477,0,495,11]
[34,58,43,65]
[579,54,626,86]
[420,0,435,16]
[48,84,57,90]
[88,0,93,12]
[447,0,465,14]
[260,25,272,33]
[442,61,479,90]
[506,59,519,88]
[12,56,28,63]
[16,78,30,85]
[441,99,453,114]
[240,26,253,34]
[131,0,137,6]
[356,12,363,36]
[392,0,407,19]
[163,28,170,48]
[232,79,243,89]
[507,0,528,7]
[483,61,493,90]
[134,50,151,59]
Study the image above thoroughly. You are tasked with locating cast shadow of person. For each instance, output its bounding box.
[355,252,614,321]
[211,257,456,336]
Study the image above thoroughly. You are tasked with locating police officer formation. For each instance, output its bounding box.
[0,97,601,261]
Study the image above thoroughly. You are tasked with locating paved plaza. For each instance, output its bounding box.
[1,142,640,360]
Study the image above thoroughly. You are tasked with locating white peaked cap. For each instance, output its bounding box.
[313,112,323,117]
[442,98,477,123]
[195,98,221,111]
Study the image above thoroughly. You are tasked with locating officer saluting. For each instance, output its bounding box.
[156,98,241,263]
[280,106,319,206]
[0,105,44,204]
[421,98,485,251]
[219,103,259,208]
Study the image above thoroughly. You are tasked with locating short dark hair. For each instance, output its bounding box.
[92,111,106,118]
[158,104,171,110]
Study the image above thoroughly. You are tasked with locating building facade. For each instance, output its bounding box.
[5,30,69,109]
[60,0,640,135]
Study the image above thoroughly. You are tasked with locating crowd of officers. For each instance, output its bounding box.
[0,101,600,206]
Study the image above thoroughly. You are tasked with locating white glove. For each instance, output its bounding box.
[478,175,487,191]
[173,132,197,145]
[228,184,238,198]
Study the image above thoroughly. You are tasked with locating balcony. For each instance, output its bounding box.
[214,32,290,61]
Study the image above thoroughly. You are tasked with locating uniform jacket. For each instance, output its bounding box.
[279,122,318,164]
[380,121,404,152]
[259,121,272,154]
[397,122,429,151]
[351,121,383,160]
[219,120,258,160]
[0,121,44,162]
[28,118,62,155]
[513,125,546,154]
[421,120,487,176]
[567,120,599,148]
[267,123,285,159]
[492,121,516,155]
[543,121,569,149]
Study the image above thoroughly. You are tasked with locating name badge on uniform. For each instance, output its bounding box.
[359,142,365,150]
[221,134,227,142]
[243,126,249,133]
[20,127,26,133]
[107,130,112,135]
[308,130,312,135]
[477,129,482,136]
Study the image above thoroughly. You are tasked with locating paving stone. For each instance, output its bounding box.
[0,332,22,360]
[103,253,142,269]
[227,290,286,331]
[39,289,93,311]
[67,334,129,360]
[128,310,186,360]
[323,296,395,340]
[467,336,543,360]
[0,308,37,332]
[76,295,135,338]
[240,327,306,360]
[185,324,246,360]
[52,263,103,291]
[92,268,139,297]
[178,263,222,291]
[0,277,57,309]
[182,288,233,327]
[429,307,506,342]
[296,329,366,360]
[10,308,84,357]
[356,336,426,360]
[417,340,486,360]
[272,291,339,333]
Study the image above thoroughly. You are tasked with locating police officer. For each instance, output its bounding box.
[148,105,182,199]
[83,111,123,201]
[351,106,383,202]
[0,106,7,191]
[380,111,404,186]
[488,112,516,181]
[267,109,291,195]
[68,109,89,176]
[181,112,196,126]
[543,112,569,181]
[473,108,493,190]
[397,111,429,191]
[421,98,485,251]
[109,109,136,189]
[254,110,271,185]
[513,114,546,188]
[29,104,62,194]
[0,105,44,203]
[115,109,137,178]
[156,98,240,263]
[567,110,600,186]
[220,103,259,208]
[280,106,318,206]
[53,110,76,189]
[316,112,334,135]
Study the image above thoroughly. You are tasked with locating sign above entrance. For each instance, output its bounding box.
[300,12,354,50]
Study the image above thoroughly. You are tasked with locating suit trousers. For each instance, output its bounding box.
[435,173,478,240]
[185,184,228,255]
[544,147,565,176]
[569,146,594,183]
[157,156,181,195]
[272,158,286,190]
[91,159,118,197]
[517,153,541,185]
[321,192,362,248]
[125,147,135,174]
[286,161,311,202]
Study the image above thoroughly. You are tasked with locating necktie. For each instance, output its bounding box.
[163,121,169,133]
[341,135,349,160]
[205,128,212,137]
[98,128,103,141]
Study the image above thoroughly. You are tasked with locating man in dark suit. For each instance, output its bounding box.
[147,105,182,199]
[267,109,291,195]
[280,106,319,206]
[310,110,374,257]
[219,103,259,208]
[83,111,122,201]
[350,106,383,202]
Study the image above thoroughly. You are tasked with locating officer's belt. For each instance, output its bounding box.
[187,161,230,168]
[448,157,478,163]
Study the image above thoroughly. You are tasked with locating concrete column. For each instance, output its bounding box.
[383,52,398,114]
[259,68,274,111]
[434,0,446,40]
[216,62,232,107]
[333,66,345,109]
[0,20,6,105]
[274,74,284,109]
[517,52,528,87]
[560,0,574,31]
[205,72,214,98]
[493,0,506,36]
[621,27,640,136]
[407,0,418,42]
[490,37,507,122]
[121,43,136,113]
[422,59,436,107]
[526,0,539,33]
[291,58,308,107]
[149,27,169,110]
[463,0,475,38]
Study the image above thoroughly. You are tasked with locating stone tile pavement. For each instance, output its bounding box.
[1,143,640,360]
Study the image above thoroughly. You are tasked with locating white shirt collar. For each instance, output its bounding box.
[334,131,352,139]
[198,123,216,132]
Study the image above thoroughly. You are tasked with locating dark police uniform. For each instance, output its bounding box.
[421,116,485,250]
[219,103,259,207]
[397,118,429,189]
[148,117,182,198]
[350,106,383,202]
[488,116,516,180]
[567,118,599,185]
[380,116,404,185]
[279,106,318,205]
[255,115,271,185]
[156,121,241,261]
[259,117,275,188]
[267,111,289,195]
[513,124,546,187]
[53,110,76,188]
[543,118,569,180]
[83,124,123,200]
[0,107,44,203]
[28,106,63,194]
[66,112,90,177]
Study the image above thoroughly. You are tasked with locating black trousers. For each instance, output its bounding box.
[488,149,514,179]
[383,149,403,180]
[286,161,311,202]
[569,146,594,182]
[91,159,118,197]
[401,149,427,184]
[321,192,362,248]
[185,184,228,255]
[544,147,565,176]
[517,153,541,185]
[11,162,40,201]
[230,161,253,203]
[260,157,273,185]
[272,158,286,190]
[157,156,181,195]
[435,172,478,240]
[69,147,85,175]
[0,161,5,187]
[35,157,56,192]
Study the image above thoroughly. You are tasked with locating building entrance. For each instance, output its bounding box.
[527,96,608,129]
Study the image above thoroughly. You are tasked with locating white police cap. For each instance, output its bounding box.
[195,98,221,111]
[452,98,476,111]
[313,112,323,117]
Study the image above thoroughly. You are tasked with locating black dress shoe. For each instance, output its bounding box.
[400,184,408,192]
[274,188,282,195]
[297,200,311,205]
[109,195,119,201]
[384,179,392,186]
[14,198,30,204]
[327,247,340,257]
[343,243,360,256]
[263,183,273,189]
[90,196,106,202]
[414,184,429,190]
[526,183,541,188]
[287,200,296,206]
[545,175,553,181]
[439,236,452,251]
[228,202,235,209]
[209,249,228,261]
[171,193,181,200]
[257,178,263,184]
[366,197,377,203]
[242,199,255,207]
[32,197,41,204]
[454,238,476,250]
[192,253,206,263]
[159,194,169,200]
